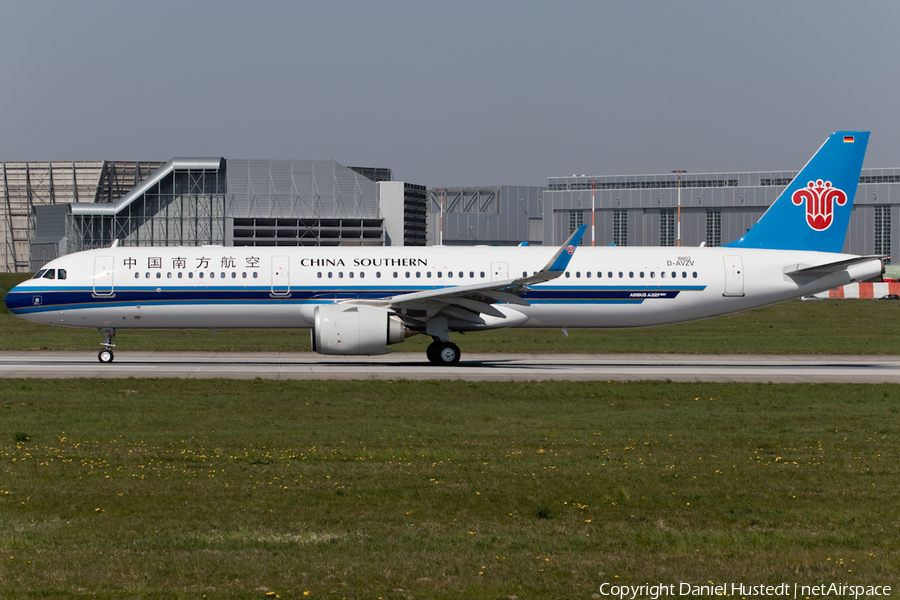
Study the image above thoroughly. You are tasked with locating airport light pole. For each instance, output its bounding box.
[589,179,597,246]
[672,170,686,247]
[437,188,444,245]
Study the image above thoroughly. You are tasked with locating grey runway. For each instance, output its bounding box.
[2,351,900,383]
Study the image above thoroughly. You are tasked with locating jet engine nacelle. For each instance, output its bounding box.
[312,304,408,355]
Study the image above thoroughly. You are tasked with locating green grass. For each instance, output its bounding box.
[4,272,900,354]
[1,380,898,598]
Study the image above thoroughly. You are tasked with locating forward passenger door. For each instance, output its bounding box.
[93,256,114,297]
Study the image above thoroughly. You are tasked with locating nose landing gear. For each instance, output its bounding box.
[98,328,116,363]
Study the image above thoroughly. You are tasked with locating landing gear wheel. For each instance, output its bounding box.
[426,341,441,365]
[98,327,116,364]
[435,342,461,366]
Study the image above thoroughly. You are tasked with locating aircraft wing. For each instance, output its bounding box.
[352,226,587,324]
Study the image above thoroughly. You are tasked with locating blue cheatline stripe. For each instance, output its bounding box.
[6,284,706,315]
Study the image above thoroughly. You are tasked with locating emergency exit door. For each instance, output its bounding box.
[491,262,508,281]
[271,256,291,296]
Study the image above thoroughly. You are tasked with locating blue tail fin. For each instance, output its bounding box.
[724,131,868,253]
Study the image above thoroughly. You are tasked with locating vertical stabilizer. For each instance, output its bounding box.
[724,131,868,253]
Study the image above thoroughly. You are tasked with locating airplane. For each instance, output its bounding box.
[4,131,883,365]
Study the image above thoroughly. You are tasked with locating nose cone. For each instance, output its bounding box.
[4,281,34,314]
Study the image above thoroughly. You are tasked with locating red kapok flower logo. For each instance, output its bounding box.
[791,179,848,231]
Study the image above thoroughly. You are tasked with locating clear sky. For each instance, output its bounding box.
[1,1,897,187]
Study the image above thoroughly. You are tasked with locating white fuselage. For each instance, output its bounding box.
[6,244,880,331]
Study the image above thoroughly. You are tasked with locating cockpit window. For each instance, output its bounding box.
[32,269,47,279]
[42,269,56,279]
[57,269,66,280]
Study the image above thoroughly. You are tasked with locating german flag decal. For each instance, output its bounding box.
[843,135,855,143]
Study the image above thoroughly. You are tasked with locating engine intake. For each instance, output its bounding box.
[312,304,409,355]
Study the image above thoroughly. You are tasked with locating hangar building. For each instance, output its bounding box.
[5,157,899,272]
[429,169,900,260]
[2,159,425,272]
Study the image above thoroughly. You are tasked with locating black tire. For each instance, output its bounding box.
[436,342,461,366]
[426,341,441,365]
[98,349,114,363]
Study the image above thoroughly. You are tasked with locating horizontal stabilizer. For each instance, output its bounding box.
[784,255,883,277]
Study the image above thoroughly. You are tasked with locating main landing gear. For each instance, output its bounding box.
[424,316,460,366]
[426,340,461,366]
[98,328,116,363]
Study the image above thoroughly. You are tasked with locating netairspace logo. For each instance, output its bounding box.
[598,582,892,599]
